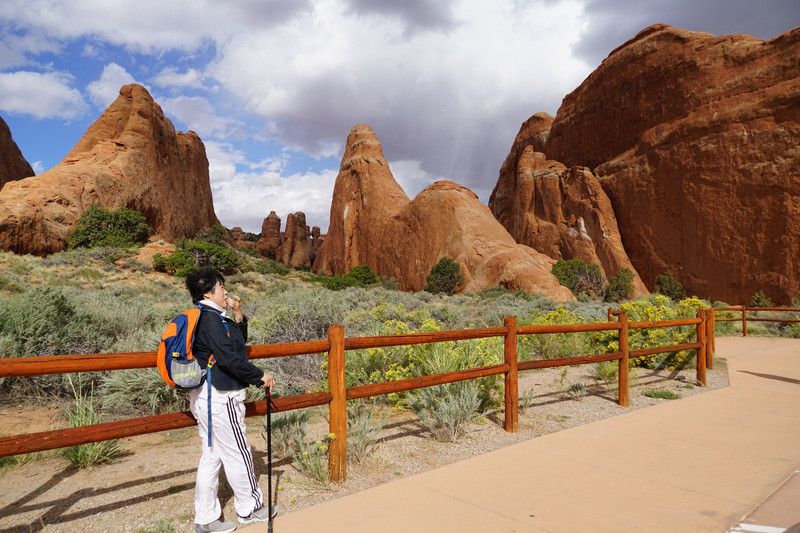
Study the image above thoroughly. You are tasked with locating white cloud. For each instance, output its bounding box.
[0,0,312,53]
[390,159,437,199]
[160,95,237,138]
[210,167,338,233]
[151,67,205,88]
[205,139,335,231]
[0,70,88,119]
[31,161,45,174]
[86,63,139,109]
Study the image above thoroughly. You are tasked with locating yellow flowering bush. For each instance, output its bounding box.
[592,296,709,370]
[292,433,335,487]
[517,306,596,360]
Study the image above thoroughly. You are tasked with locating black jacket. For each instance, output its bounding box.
[193,306,264,391]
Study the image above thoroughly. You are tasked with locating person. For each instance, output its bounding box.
[185,267,276,533]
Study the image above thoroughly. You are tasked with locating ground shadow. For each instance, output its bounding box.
[738,370,800,385]
[0,464,196,532]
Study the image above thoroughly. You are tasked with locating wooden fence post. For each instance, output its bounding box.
[618,311,629,407]
[695,310,707,386]
[327,324,347,482]
[742,306,748,337]
[503,316,518,433]
[706,308,714,370]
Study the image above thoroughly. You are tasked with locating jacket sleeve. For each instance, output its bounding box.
[201,313,264,387]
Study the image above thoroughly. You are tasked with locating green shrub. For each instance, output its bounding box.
[322,264,381,290]
[0,274,25,293]
[749,290,774,308]
[196,223,230,246]
[604,267,634,302]
[0,286,105,358]
[642,389,680,400]
[101,368,188,415]
[654,271,686,301]
[424,257,463,295]
[408,381,485,442]
[255,258,290,275]
[153,238,241,276]
[68,205,152,249]
[345,265,381,286]
[551,259,605,297]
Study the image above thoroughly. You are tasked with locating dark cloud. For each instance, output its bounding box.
[260,72,565,202]
[232,0,314,26]
[574,0,800,67]
[344,0,458,33]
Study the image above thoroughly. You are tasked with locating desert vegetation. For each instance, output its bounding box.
[0,225,796,478]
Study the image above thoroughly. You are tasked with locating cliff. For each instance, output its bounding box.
[0,84,218,256]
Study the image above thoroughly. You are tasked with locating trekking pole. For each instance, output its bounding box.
[266,391,278,531]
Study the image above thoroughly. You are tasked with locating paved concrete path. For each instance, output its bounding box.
[244,336,800,533]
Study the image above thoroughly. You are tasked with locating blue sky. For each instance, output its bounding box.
[0,0,797,233]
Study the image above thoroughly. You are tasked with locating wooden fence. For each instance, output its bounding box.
[713,306,800,337]
[0,309,716,482]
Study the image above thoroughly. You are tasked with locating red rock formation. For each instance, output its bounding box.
[311,226,324,255]
[489,134,648,296]
[314,124,575,300]
[282,212,315,268]
[256,211,283,258]
[0,84,218,256]
[229,227,257,250]
[0,115,34,188]
[536,25,800,304]
[254,210,321,268]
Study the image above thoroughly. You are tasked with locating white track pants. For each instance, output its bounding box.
[190,386,263,525]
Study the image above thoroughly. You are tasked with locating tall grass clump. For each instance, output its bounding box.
[588,360,619,390]
[62,375,122,468]
[347,400,387,463]
[265,408,311,459]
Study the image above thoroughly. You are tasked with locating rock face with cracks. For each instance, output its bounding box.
[255,210,322,268]
[0,84,218,256]
[314,124,575,300]
[538,24,800,304]
[489,117,648,298]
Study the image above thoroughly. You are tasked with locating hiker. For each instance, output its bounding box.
[185,267,276,533]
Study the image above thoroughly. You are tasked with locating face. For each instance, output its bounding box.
[204,281,228,309]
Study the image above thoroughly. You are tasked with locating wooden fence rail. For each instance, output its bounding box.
[712,306,800,337]
[0,309,715,482]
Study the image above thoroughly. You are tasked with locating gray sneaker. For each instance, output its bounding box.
[238,505,276,524]
[196,519,236,533]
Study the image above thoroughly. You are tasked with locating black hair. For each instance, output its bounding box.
[186,267,226,304]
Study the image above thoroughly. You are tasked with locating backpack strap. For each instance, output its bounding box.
[197,304,231,448]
